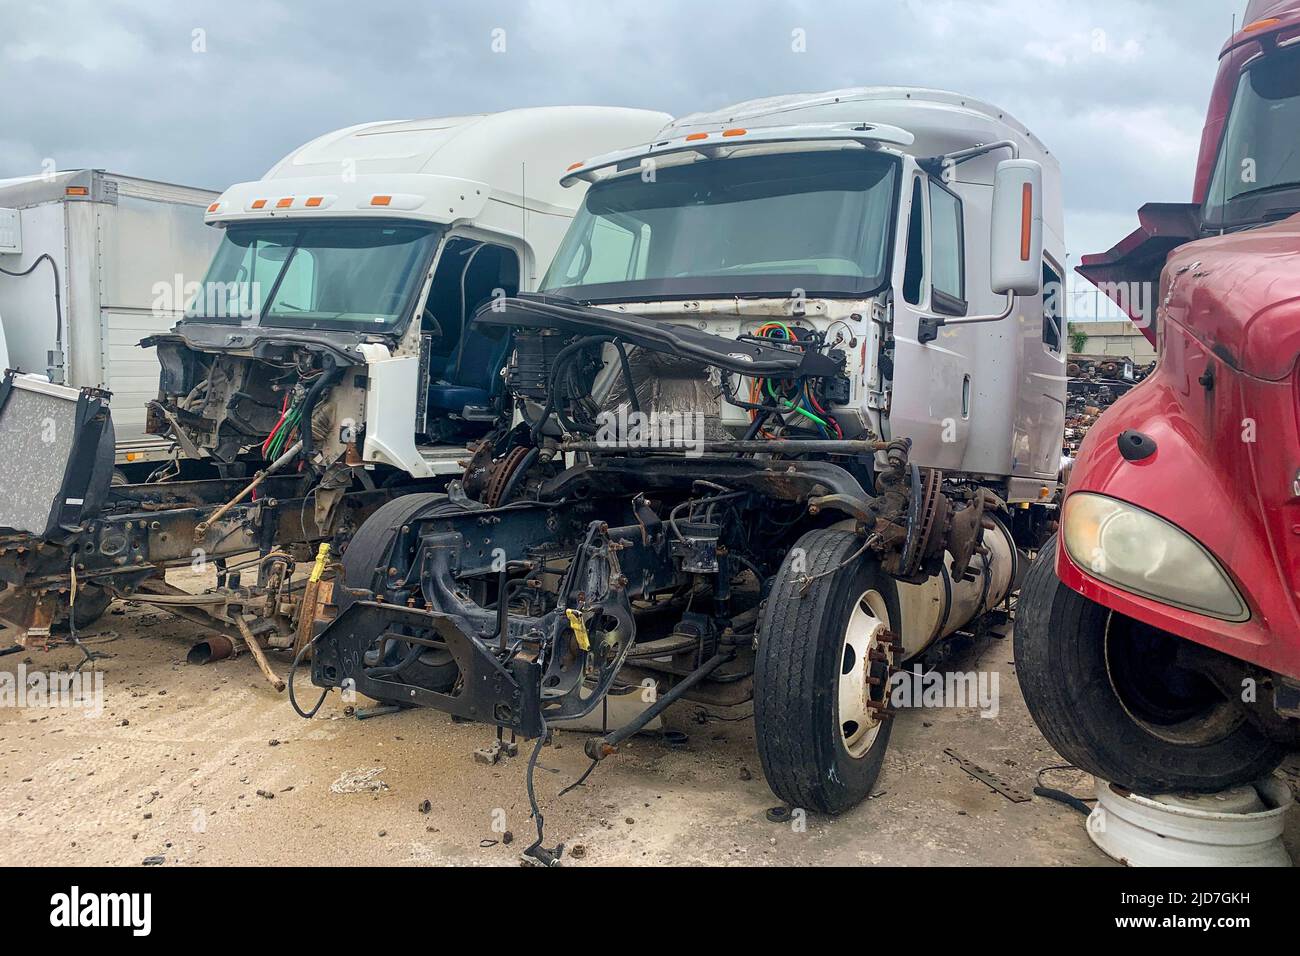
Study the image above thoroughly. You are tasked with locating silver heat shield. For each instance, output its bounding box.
[600,347,732,446]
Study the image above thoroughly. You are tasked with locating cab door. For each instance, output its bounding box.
[888,172,973,470]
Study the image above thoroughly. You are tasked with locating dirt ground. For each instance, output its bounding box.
[3,573,1297,867]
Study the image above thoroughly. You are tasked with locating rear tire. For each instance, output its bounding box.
[755,529,900,814]
[1014,536,1286,793]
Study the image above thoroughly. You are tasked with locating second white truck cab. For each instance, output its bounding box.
[144,106,672,500]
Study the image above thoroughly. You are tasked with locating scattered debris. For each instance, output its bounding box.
[944,748,1031,803]
[474,737,519,765]
[329,767,389,794]
[418,799,431,814]
[142,855,165,866]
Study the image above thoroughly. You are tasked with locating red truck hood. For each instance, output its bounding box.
[1160,215,1300,381]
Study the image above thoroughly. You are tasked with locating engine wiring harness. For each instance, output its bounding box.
[722,321,845,442]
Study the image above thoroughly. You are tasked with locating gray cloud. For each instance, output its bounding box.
[0,0,1248,279]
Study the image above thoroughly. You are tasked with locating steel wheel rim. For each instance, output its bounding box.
[838,588,890,758]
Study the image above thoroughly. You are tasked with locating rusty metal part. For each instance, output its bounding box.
[0,587,59,648]
[193,439,303,539]
[944,748,1031,802]
[234,614,286,692]
[294,549,337,658]
[459,440,496,501]
[482,446,533,508]
[187,633,240,664]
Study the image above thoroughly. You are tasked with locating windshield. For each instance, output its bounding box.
[187,220,439,330]
[541,149,899,302]
[1204,44,1300,227]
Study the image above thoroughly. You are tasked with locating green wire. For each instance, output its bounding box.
[779,398,829,429]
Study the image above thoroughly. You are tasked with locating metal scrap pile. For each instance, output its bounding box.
[1063,356,1155,456]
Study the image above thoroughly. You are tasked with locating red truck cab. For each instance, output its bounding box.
[1016,1,1300,792]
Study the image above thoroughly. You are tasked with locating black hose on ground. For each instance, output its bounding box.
[522,716,563,867]
[1033,786,1093,816]
[288,639,328,719]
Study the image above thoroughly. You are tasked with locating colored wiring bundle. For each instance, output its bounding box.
[744,323,843,439]
[262,391,303,460]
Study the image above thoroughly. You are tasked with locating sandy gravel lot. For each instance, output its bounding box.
[3,578,1296,867]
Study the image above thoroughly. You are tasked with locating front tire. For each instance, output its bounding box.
[1015,536,1286,793]
[339,492,460,693]
[755,529,901,814]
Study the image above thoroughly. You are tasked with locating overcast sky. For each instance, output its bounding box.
[0,0,1249,302]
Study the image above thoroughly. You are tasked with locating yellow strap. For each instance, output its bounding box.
[308,542,331,583]
[565,608,590,651]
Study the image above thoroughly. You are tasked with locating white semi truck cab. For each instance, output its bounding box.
[548,87,1066,504]
[143,107,671,508]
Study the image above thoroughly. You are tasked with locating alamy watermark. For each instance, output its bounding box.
[152,275,262,320]
[593,406,707,457]
[887,665,999,719]
[0,663,104,718]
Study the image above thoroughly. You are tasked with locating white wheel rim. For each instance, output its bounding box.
[838,589,891,758]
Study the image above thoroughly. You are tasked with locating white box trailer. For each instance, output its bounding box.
[0,169,220,469]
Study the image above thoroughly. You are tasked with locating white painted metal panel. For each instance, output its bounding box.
[0,207,20,254]
[103,308,177,439]
[0,202,65,378]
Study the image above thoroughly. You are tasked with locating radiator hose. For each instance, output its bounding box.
[300,358,343,463]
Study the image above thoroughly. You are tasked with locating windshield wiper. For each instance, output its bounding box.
[1261,207,1300,221]
[1230,180,1300,201]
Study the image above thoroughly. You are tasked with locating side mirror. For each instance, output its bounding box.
[990,159,1043,296]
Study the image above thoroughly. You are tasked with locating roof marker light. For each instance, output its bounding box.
[65,186,89,196]
[305,196,323,207]
[371,195,392,206]
[1244,17,1281,32]
[206,202,220,213]
[251,199,267,209]
[566,162,583,171]
[721,128,747,137]
[275,197,293,208]
[685,132,709,142]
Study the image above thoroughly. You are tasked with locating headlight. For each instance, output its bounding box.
[1062,492,1248,621]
